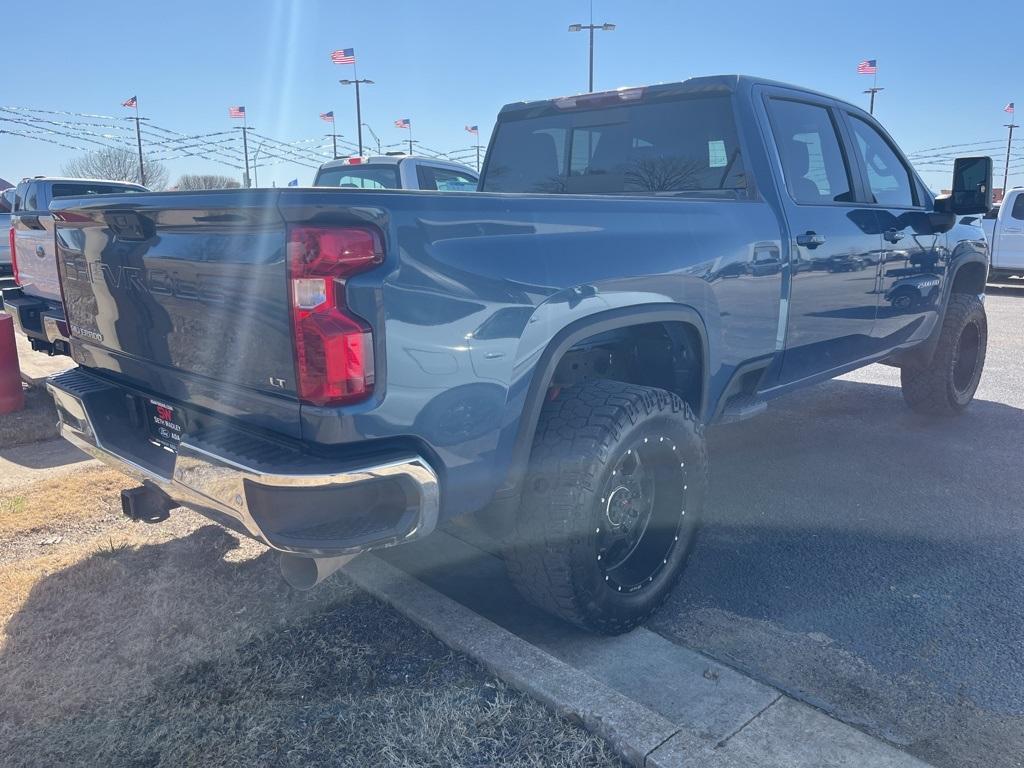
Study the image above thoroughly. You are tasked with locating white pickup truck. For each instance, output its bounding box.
[983,187,1024,281]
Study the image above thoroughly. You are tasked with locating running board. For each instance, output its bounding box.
[719,394,768,424]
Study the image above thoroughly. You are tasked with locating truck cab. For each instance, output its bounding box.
[312,155,478,191]
[984,188,1024,281]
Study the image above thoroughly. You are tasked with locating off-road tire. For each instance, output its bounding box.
[900,293,987,416]
[505,379,707,634]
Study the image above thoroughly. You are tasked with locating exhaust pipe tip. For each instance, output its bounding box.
[279,553,355,590]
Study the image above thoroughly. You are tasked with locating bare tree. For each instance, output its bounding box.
[173,174,241,191]
[62,147,168,190]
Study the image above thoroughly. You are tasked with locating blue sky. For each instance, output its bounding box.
[2,0,1022,191]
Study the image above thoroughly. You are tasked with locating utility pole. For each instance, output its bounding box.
[1003,120,1018,198]
[863,69,883,115]
[252,143,264,187]
[568,1,615,92]
[340,70,374,156]
[124,98,147,186]
[234,125,254,187]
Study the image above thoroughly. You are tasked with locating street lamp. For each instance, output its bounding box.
[568,21,615,92]
[339,78,375,156]
[361,123,382,155]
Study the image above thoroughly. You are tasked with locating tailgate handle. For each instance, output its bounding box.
[104,211,153,241]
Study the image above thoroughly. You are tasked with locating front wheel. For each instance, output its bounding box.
[504,380,707,634]
[900,294,987,416]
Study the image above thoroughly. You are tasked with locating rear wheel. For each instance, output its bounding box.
[505,380,706,634]
[900,294,987,416]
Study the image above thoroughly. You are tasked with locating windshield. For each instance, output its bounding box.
[482,95,746,195]
[313,164,401,189]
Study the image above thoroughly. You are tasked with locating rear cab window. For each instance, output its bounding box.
[314,165,401,189]
[416,165,478,191]
[481,93,747,196]
[50,182,145,198]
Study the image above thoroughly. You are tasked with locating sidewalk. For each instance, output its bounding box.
[346,530,935,768]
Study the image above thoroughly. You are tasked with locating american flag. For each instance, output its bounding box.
[465,125,479,134]
[229,105,246,119]
[320,111,335,122]
[857,59,878,75]
[1005,102,1015,114]
[331,48,356,65]
[395,118,411,129]
[122,95,137,108]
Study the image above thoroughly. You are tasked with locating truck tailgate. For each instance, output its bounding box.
[54,191,297,403]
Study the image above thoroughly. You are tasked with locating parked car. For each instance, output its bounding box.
[983,187,1024,281]
[312,154,478,191]
[0,188,13,279]
[45,76,991,634]
[5,176,147,354]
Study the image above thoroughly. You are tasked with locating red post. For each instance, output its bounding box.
[0,313,25,414]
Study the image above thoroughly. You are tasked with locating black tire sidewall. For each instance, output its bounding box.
[568,409,705,630]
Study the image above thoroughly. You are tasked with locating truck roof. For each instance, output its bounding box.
[497,74,864,117]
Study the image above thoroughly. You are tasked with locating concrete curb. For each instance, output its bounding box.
[344,553,680,766]
[344,551,935,768]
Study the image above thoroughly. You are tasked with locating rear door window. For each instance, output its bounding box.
[1011,194,1024,221]
[766,99,853,205]
[482,95,746,195]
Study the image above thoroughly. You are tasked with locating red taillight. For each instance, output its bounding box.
[8,227,18,285]
[287,226,382,406]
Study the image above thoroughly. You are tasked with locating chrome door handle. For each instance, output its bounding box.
[884,229,905,244]
[796,232,826,249]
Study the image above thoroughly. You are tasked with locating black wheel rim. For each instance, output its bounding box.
[952,321,981,396]
[595,434,688,593]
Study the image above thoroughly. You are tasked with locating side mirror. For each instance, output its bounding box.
[935,156,993,215]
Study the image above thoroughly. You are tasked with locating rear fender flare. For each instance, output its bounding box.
[498,304,710,497]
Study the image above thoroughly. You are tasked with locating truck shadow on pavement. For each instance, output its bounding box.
[651,377,1024,768]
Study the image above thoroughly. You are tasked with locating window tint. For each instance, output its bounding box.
[767,99,852,205]
[0,189,11,214]
[417,165,478,191]
[314,165,400,189]
[1012,194,1024,221]
[482,95,746,195]
[13,183,27,212]
[848,116,916,207]
[24,183,39,211]
[50,183,144,198]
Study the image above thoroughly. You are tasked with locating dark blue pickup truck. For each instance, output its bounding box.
[46,76,992,633]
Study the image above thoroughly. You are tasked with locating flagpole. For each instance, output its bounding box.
[133,98,146,187]
[1003,115,1018,198]
[332,113,338,159]
[408,124,413,155]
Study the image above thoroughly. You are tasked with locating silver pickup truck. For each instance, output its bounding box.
[4,176,146,354]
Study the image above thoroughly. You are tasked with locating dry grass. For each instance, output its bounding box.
[0,466,132,538]
[0,386,60,449]
[0,453,623,767]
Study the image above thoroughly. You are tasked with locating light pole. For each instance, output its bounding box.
[362,123,382,155]
[340,78,374,156]
[568,20,615,92]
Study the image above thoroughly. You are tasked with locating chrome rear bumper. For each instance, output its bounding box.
[47,369,440,557]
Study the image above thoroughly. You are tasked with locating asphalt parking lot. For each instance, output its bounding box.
[652,285,1024,768]
[393,285,1024,768]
